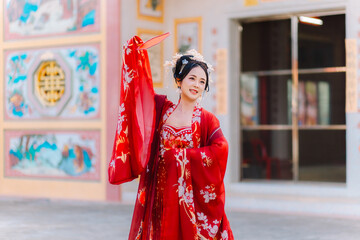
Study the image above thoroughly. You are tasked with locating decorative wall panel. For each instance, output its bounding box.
[4,45,101,120]
[5,130,100,180]
[4,0,100,40]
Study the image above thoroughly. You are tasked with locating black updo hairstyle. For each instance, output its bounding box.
[173,55,210,92]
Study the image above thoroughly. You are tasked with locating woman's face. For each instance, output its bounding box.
[178,66,207,102]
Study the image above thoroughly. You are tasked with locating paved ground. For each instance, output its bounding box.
[1,197,360,240]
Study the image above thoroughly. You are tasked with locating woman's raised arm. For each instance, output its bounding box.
[108,36,156,184]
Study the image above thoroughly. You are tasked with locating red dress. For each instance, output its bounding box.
[109,36,234,240]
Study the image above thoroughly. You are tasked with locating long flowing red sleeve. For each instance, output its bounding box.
[108,36,156,185]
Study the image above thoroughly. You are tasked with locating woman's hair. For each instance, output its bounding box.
[173,55,210,92]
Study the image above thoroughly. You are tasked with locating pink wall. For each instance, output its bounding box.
[106,0,122,201]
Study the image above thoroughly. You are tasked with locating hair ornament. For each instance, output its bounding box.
[179,59,188,74]
[164,49,214,74]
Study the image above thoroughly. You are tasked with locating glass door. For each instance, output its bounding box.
[240,13,346,182]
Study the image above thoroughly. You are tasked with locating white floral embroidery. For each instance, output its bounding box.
[124,62,129,71]
[183,156,189,165]
[209,224,219,238]
[221,230,229,240]
[184,190,194,205]
[122,62,138,93]
[123,69,133,89]
[197,212,207,221]
[126,48,132,55]
[122,70,129,91]
[192,104,202,124]
[196,212,221,238]
[200,151,212,167]
[178,177,185,198]
[117,103,126,134]
[174,150,189,166]
[200,185,217,203]
[162,105,176,123]
[184,133,192,142]
[174,149,184,159]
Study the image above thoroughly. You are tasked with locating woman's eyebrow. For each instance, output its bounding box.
[189,74,205,80]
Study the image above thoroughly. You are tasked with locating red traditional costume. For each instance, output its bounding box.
[109,35,234,240]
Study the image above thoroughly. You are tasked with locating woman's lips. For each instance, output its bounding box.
[189,89,198,94]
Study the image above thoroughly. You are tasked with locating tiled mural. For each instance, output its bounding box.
[5,130,100,180]
[5,44,101,119]
[4,0,100,40]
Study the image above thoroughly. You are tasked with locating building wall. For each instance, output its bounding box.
[121,0,360,201]
[0,0,122,201]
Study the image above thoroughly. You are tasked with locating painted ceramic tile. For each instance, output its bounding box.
[5,44,100,119]
[4,0,100,40]
[5,131,100,180]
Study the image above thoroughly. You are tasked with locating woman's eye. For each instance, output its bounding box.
[200,81,205,84]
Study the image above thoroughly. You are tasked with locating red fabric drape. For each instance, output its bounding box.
[108,36,155,184]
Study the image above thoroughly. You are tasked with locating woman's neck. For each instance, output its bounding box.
[178,98,196,114]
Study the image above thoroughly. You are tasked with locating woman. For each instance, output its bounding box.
[109,35,234,240]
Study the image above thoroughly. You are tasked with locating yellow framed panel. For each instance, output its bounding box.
[137,0,164,23]
[137,28,164,88]
[174,17,202,54]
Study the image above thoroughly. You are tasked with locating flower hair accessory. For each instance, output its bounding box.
[164,49,214,75]
[179,59,188,74]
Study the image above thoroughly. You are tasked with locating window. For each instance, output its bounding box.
[240,14,346,182]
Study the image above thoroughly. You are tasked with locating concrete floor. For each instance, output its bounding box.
[1,197,360,240]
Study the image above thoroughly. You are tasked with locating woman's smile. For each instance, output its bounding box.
[189,89,198,94]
